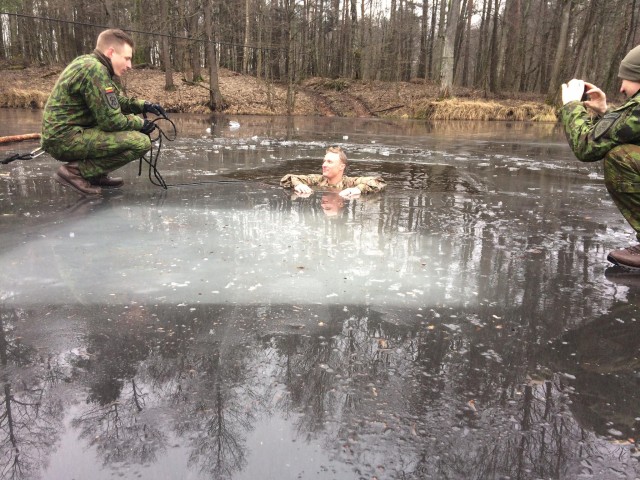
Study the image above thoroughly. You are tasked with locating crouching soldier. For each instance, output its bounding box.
[41,28,166,195]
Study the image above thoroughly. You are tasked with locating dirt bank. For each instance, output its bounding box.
[0,64,558,121]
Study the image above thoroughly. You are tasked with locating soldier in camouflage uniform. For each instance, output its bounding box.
[280,146,386,197]
[559,45,640,269]
[41,29,166,195]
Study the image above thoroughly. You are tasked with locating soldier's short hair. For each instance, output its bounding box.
[326,146,348,167]
[96,29,135,52]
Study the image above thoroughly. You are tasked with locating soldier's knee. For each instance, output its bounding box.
[605,144,640,167]
[131,132,152,156]
[604,144,640,192]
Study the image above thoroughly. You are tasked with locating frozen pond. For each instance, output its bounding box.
[1,109,639,479]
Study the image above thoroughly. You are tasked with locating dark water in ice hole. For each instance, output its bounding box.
[0,109,639,479]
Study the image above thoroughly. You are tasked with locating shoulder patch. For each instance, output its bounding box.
[104,87,119,110]
[594,111,621,140]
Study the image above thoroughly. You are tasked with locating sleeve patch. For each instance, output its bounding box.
[104,87,120,109]
[594,111,621,140]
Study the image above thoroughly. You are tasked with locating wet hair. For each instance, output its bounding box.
[96,29,135,52]
[326,146,348,167]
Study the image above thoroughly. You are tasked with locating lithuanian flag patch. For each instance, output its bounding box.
[104,86,119,109]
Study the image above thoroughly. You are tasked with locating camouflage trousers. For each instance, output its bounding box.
[604,144,640,241]
[44,128,151,179]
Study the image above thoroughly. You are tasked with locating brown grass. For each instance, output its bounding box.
[0,88,49,108]
[413,99,557,122]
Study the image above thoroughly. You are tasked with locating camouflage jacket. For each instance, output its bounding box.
[41,50,145,148]
[558,93,640,162]
[280,173,386,193]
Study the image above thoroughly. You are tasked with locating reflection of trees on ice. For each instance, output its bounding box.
[0,296,638,479]
[72,378,167,467]
[0,309,64,480]
[263,305,639,479]
[171,344,258,478]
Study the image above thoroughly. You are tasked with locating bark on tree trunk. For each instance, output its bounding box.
[204,0,227,111]
[439,0,461,98]
[160,0,175,90]
[418,0,429,79]
[243,0,251,74]
[546,0,572,103]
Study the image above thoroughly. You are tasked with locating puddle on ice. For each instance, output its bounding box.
[1,113,639,479]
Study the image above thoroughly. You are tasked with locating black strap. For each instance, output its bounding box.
[1,147,45,165]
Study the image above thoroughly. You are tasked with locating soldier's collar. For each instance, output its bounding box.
[93,49,115,78]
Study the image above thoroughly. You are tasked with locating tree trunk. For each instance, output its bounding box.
[460,0,473,86]
[350,0,359,79]
[546,0,572,103]
[160,0,175,90]
[439,0,462,98]
[488,0,501,94]
[418,0,429,79]
[204,0,227,110]
[427,0,439,80]
[433,0,447,82]
[474,0,489,86]
[500,0,521,91]
[243,0,252,74]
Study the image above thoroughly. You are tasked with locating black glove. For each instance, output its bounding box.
[140,119,157,135]
[143,101,167,118]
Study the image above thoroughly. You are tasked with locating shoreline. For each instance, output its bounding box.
[0,65,558,122]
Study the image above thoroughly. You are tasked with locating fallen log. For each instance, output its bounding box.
[0,133,41,145]
[373,105,404,114]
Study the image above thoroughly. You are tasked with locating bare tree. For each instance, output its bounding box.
[160,0,175,90]
[439,0,462,98]
[203,0,227,110]
[546,0,573,103]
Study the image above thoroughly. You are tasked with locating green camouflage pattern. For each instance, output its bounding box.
[43,129,150,179]
[559,95,640,239]
[603,144,640,239]
[41,51,149,179]
[280,173,386,193]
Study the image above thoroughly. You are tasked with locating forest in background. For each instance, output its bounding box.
[0,0,638,112]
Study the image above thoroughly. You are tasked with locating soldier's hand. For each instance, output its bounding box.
[294,184,312,194]
[561,79,585,105]
[144,101,167,118]
[140,119,157,135]
[339,187,361,197]
[583,81,608,115]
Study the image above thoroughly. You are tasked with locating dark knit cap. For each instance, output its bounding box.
[619,45,640,81]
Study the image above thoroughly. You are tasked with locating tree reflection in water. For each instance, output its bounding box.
[0,295,638,479]
[71,323,167,468]
[0,309,63,480]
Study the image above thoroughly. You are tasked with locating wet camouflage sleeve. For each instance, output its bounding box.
[280,174,325,188]
[558,97,640,162]
[281,173,386,193]
[42,54,144,144]
[343,176,386,193]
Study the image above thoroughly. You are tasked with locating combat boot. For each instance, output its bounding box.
[606,244,640,270]
[89,174,124,188]
[53,163,102,195]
